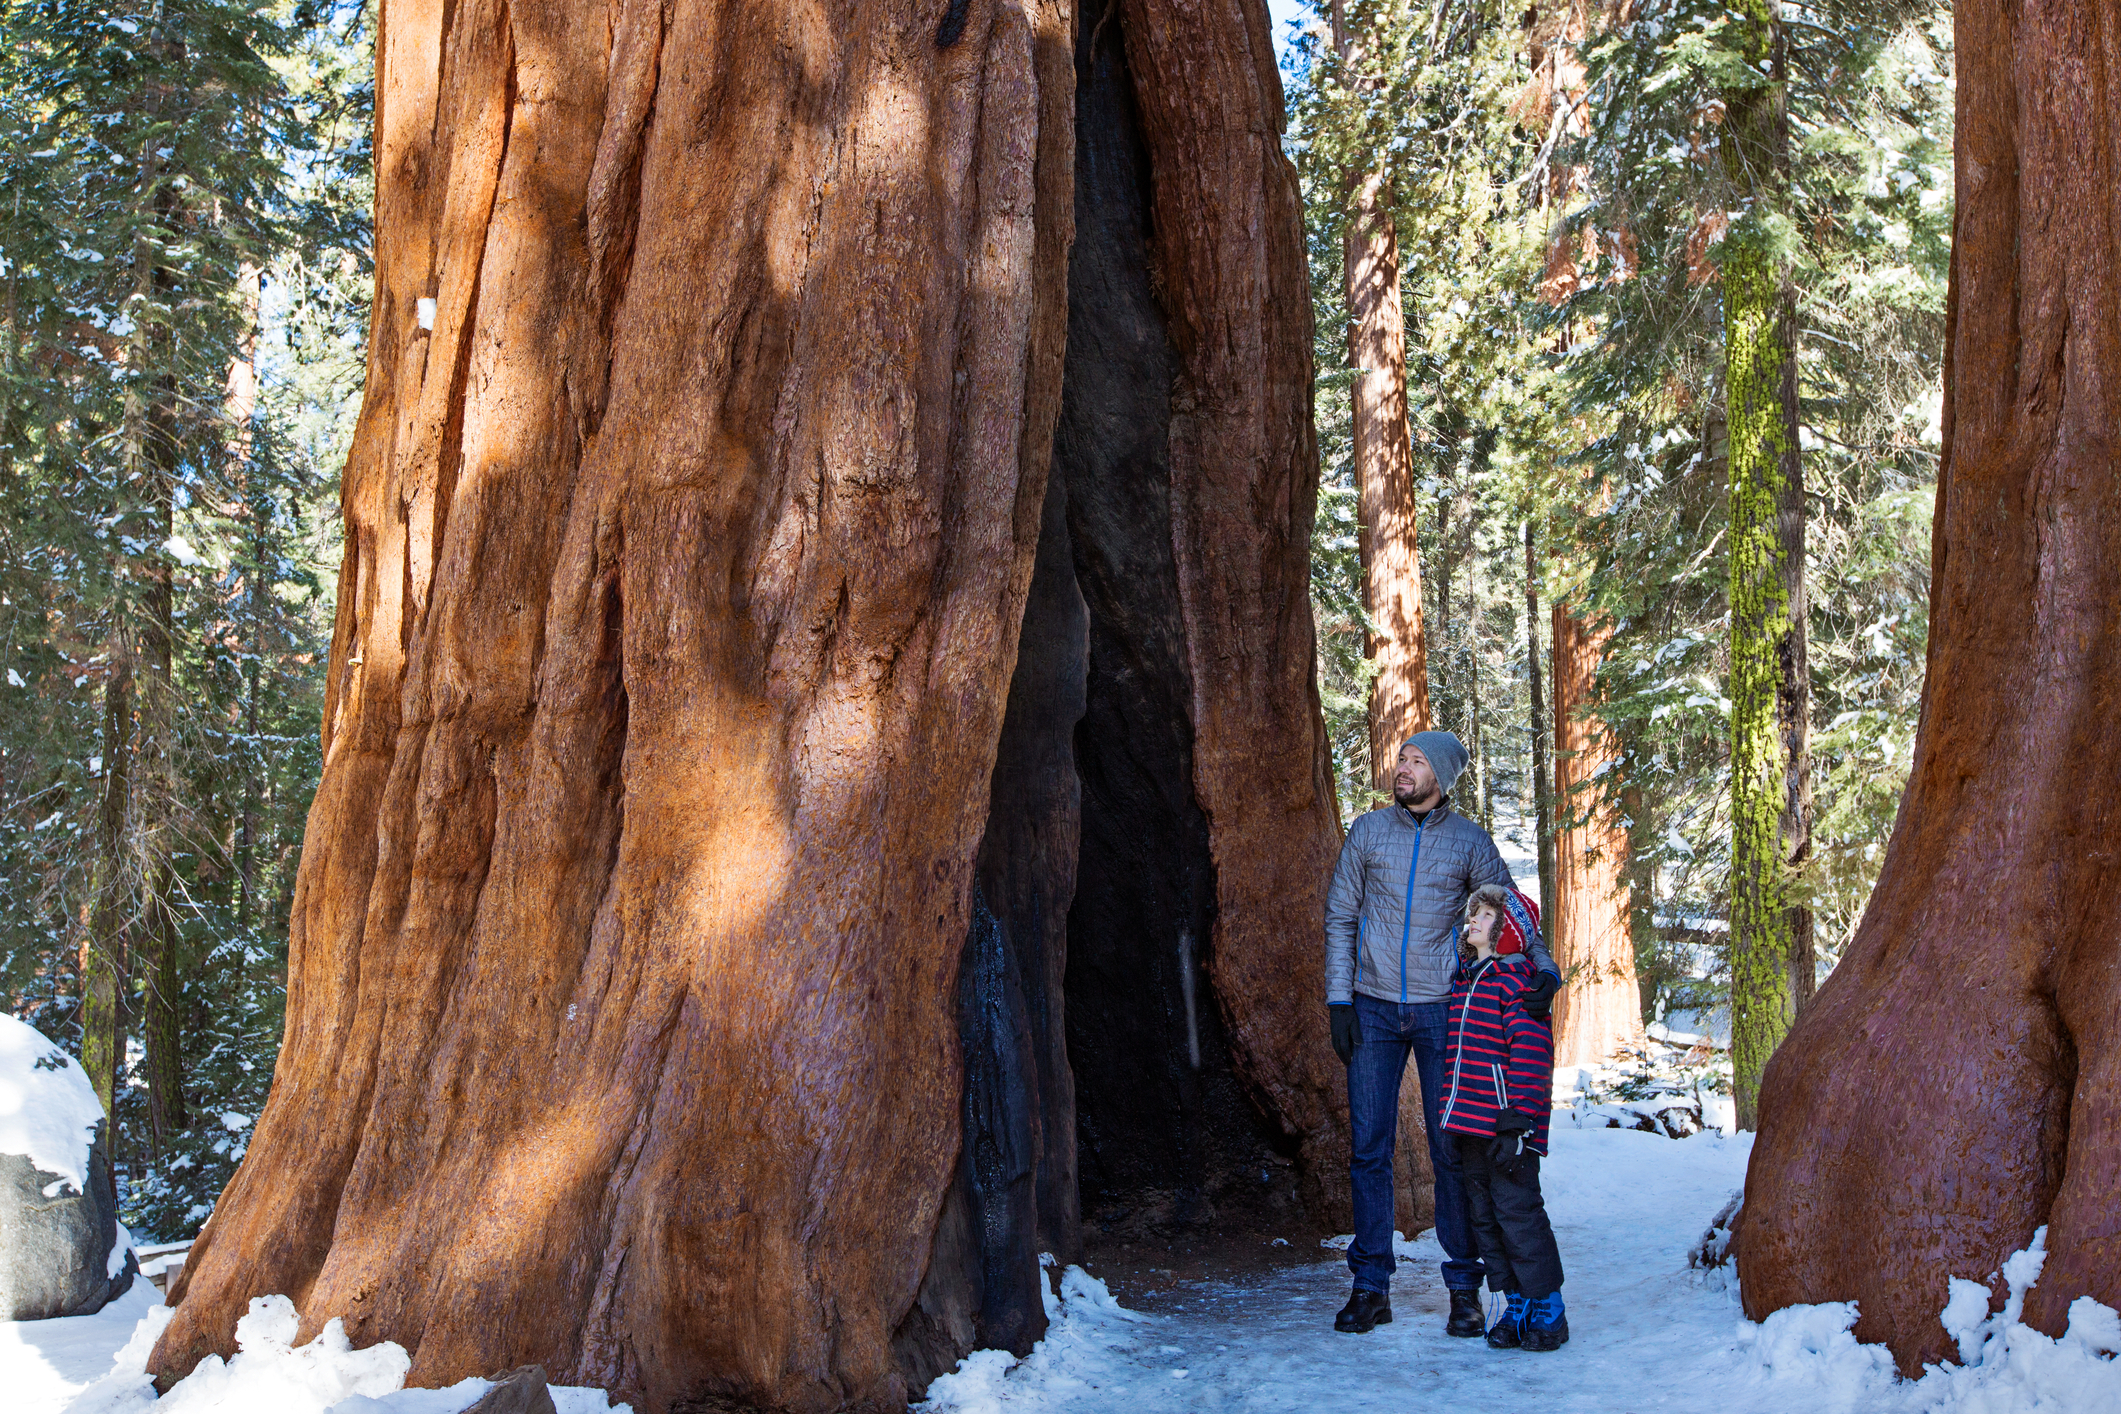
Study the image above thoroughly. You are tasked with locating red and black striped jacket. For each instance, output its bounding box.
[1439,952,1555,1155]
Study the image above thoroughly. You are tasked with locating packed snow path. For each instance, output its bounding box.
[924,1125,2121,1414]
[927,1126,1762,1413]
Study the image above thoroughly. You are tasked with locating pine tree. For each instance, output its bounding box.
[1,0,371,1234]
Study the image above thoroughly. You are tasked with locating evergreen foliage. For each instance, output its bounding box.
[0,0,370,1238]
[1286,0,1950,1050]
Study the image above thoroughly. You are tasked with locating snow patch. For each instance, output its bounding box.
[1730,1227,2121,1414]
[107,1223,134,1280]
[919,1265,1146,1413]
[52,1295,632,1414]
[1318,1230,1430,1258]
[1736,1300,1898,1409]
[0,1014,107,1193]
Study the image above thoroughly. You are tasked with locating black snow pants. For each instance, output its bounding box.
[1454,1133,1564,1299]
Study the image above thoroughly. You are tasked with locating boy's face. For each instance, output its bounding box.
[1465,904,1500,957]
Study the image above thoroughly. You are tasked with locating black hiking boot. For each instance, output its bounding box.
[1334,1288,1393,1334]
[1446,1287,1487,1338]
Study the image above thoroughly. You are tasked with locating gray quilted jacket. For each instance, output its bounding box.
[1324,800,1557,1004]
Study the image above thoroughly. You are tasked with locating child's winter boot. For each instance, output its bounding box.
[1521,1291,1569,1351]
[1486,1291,1528,1349]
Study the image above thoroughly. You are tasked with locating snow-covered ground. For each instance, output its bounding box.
[4,1286,631,1414]
[7,1123,2116,1413]
[922,1125,2121,1414]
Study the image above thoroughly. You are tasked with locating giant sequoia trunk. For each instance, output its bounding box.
[1329,9,1431,796]
[1738,0,2121,1373]
[1343,173,1430,785]
[1548,604,1640,1072]
[150,2,1349,1410]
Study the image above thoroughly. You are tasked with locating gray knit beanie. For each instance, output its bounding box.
[1401,730,1470,798]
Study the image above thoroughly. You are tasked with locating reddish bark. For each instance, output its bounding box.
[1115,0,1357,1236]
[1345,176,1431,784]
[150,0,1349,1408]
[1737,0,2121,1372]
[1327,8,1431,790]
[155,1,1074,1408]
[1548,605,1640,1072]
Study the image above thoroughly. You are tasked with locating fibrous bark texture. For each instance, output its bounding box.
[1549,604,1640,1072]
[1330,0,1431,795]
[152,0,1347,1409]
[153,0,1076,1408]
[1345,175,1430,787]
[1738,0,2121,1373]
[1062,0,1356,1237]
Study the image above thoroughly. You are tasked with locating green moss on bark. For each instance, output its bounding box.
[1723,0,1807,1131]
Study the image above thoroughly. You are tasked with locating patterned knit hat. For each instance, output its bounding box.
[1469,884,1542,956]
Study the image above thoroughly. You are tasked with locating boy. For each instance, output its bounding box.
[1441,883,1568,1351]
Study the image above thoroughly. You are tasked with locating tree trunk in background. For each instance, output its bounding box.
[81,661,134,1138]
[1330,5,1429,789]
[1430,481,1455,728]
[140,481,186,1151]
[1739,0,2121,1373]
[1346,175,1431,784]
[230,264,263,936]
[1524,521,1554,930]
[152,1,1351,1408]
[1721,0,1807,1131]
[1549,604,1641,1073]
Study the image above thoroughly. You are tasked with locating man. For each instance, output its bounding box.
[1323,731,1561,1337]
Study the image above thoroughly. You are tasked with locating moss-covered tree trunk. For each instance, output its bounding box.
[1721,0,1809,1131]
[1739,0,2121,1371]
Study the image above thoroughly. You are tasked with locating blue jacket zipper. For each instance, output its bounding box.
[1398,811,1426,1003]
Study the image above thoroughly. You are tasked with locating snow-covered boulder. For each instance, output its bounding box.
[0,1014,137,1320]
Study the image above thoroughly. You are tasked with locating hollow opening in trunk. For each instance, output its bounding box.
[911,16,1309,1376]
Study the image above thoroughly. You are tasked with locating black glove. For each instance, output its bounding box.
[1330,1004,1361,1066]
[1520,970,1560,1018]
[1489,1111,1536,1177]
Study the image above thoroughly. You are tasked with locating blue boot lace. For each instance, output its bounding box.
[1505,1292,1530,1324]
[1528,1292,1566,1326]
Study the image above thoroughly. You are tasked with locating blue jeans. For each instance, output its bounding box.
[1346,993,1485,1293]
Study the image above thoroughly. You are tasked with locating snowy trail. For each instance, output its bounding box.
[926,1126,1760,1413]
[925,1126,2121,1414]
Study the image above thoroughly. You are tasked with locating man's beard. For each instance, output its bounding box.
[1394,781,1439,809]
